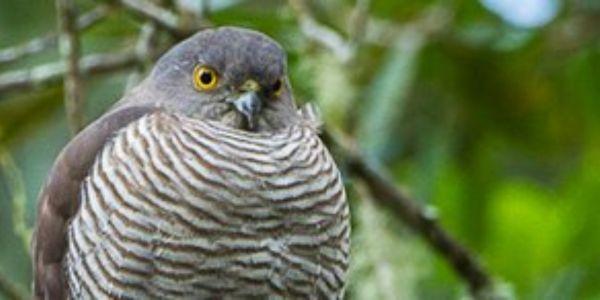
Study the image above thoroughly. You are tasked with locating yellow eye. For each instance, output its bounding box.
[272,78,283,97]
[193,66,219,91]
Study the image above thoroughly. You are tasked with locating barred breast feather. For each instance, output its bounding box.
[65,112,350,299]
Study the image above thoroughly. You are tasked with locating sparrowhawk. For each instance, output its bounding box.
[32,27,350,299]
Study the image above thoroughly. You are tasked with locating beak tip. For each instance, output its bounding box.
[232,91,262,129]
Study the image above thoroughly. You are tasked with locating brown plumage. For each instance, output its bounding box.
[33,27,350,299]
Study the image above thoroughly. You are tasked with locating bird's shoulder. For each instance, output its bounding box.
[32,104,158,299]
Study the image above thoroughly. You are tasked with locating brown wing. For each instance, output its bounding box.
[32,104,158,300]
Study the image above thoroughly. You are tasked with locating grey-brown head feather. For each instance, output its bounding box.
[129,27,300,132]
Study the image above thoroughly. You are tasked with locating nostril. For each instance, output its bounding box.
[233,91,262,118]
[248,99,261,112]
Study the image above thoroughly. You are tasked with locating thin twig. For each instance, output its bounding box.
[56,0,85,134]
[363,5,453,47]
[0,51,139,95]
[0,36,56,67]
[76,4,113,29]
[323,128,493,295]
[288,0,354,62]
[173,0,208,29]
[126,22,160,90]
[348,0,371,45]
[289,1,452,62]
[0,5,110,66]
[118,0,188,37]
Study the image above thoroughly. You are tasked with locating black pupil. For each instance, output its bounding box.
[272,80,282,92]
[200,71,213,84]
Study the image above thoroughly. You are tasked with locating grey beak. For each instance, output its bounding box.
[233,91,262,130]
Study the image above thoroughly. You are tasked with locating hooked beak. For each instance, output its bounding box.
[231,79,263,130]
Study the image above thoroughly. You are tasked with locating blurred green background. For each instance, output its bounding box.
[0,0,598,299]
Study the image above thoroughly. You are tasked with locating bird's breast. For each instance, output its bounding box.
[66,112,350,299]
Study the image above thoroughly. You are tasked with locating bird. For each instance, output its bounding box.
[32,26,350,299]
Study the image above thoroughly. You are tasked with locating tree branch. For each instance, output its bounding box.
[0,51,139,95]
[0,5,110,66]
[119,0,178,30]
[119,0,209,39]
[288,0,354,63]
[56,0,85,134]
[289,1,452,62]
[348,0,371,45]
[173,0,210,30]
[126,22,160,90]
[323,129,493,295]
[362,5,453,47]
[350,159,492,294]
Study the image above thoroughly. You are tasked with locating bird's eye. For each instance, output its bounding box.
[272,79,283,97]
[193,66,219,91]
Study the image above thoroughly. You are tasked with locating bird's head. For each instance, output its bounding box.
[146,26,300,132]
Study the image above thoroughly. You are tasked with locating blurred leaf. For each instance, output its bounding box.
[484,180,569,293]
[358,30,424,160]
[0,147,31,254]
[0,87,63,145]
[532,267,584,300]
